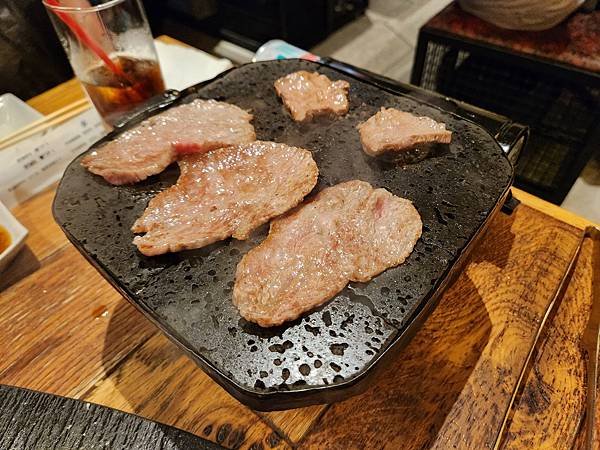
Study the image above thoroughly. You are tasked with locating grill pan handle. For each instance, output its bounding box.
[320,57,528,164]
[495,122,529,164]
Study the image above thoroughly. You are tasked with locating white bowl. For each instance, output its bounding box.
[0,201,28,273]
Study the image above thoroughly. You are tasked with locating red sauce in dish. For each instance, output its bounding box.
[0,225,11,254]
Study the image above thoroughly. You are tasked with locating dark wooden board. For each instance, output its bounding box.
[298,206,581,449]
[0,384,223,449]
[501,233,599,449]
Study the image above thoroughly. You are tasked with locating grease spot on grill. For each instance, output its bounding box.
[330,362,341,372]
[434,207,448,225]
[330,343,349,356]
[304,324,320,336]
[346,288,384,319]
[340,314,355,330]
[299,364,311,376]
[268,340,293,353]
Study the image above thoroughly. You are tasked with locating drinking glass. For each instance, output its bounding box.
[43,0,165,126]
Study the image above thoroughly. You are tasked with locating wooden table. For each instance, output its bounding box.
[1,38,599,450]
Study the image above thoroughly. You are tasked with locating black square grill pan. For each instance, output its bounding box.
[53,59,514,411]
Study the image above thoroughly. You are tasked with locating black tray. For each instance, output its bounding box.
[0,384,222,449]
[53,59,513,410]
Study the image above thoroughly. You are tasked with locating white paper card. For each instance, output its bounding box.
[155,41,234,91]
[0,108,107,209]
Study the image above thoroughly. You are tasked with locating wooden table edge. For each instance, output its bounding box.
[511,187,598,231]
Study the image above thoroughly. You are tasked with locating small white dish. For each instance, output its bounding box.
[0,201,28,273]
[0,93,43,140]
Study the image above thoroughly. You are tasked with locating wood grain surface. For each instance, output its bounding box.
[298,206,581,449]
[84,332,289,450]
[261,406,327,444]
[0,246,156,398]
[512,188,598,230]
[11,187,67,261]
[0,384,221,450]
[499,236,594,449]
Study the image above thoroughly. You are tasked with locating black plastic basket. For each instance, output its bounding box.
[412,29,600,204]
